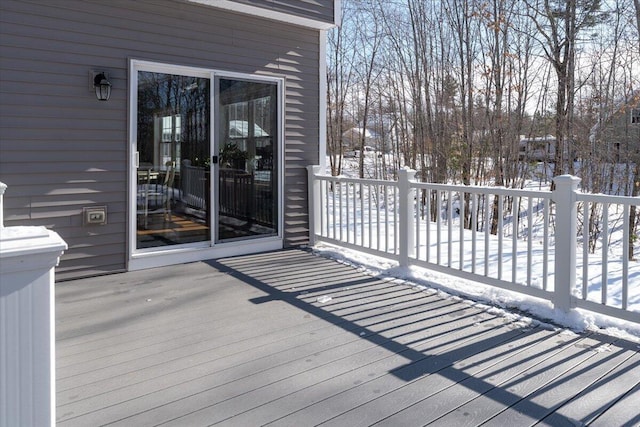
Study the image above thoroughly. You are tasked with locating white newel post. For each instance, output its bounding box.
[307,165,322,246]
[0,182,67,427]
[552,175,580,313]
[398,168,416,268]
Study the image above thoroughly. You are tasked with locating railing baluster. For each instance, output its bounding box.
[318,177,322,238]
[323,179,328,238]
[359,182,364,247]
[324,178,328,238]
[498,194,504,280]
[352,182,357,245]
[484,194,490,277]
[332,179,337,240]
[345,182,350,243]
[415,187,421,261]
[368,183,372,249]
[527,196,533,286]
[582,201,589,299]
[384,183,388,252]
[437,190,442,265]
[602,203,608,305]
[329,179,333,239]
[376,184,381,251]
[448,190,453,268]
[512,196,519,284]
[322,179,326,238]
[339,181,344,242]
[472,192,477,274]
[543,197,549,291]
[622,204,629,310]
[352,182,356,244]
[459,191,465,271]
[426,189,431,263]
[394,185,398,255]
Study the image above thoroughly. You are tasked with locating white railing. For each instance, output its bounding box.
[181,162,207,210]
[308,166,640,324]
[576,191,638,321]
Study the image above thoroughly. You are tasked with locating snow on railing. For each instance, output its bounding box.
[308,167,640,324]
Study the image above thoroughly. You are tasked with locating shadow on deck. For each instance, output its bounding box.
[56,249,640,426]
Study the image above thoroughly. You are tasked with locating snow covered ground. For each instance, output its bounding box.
[314,155,640,342]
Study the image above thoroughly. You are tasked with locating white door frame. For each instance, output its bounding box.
[127,59,284,271]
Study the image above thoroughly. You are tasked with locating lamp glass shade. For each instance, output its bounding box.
[94,73,112,101]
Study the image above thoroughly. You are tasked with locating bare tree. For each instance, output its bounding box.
[635,0,640,49]
[326,4,357,176]
[632,0,640,259]
[525,0,609,176]
[444,0,478,187]
[348,2,384,179]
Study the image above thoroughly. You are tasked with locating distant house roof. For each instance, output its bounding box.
[519,134,555,143]
[343,127,379,140]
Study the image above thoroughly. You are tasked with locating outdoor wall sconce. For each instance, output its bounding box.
[93,72,112,101]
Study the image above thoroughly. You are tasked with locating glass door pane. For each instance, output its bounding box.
[217,78,278,241]
[136,72,210,249]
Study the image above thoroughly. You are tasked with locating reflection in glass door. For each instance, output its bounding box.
[136,71,210,249]
[217,79,278,242]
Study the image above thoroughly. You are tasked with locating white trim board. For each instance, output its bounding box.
[186,0,338,29]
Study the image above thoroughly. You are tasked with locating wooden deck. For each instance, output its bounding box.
[56,249,640,426]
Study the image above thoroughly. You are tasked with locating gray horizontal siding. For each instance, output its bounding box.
[231,0,335,25]
[0,0,321,279]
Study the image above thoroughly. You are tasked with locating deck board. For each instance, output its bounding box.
[589,382,640,426]
[370,327,567,426]
[55,249,640,426]
[539,348,640,426]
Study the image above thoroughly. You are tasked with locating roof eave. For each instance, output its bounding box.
[185,0,339,30]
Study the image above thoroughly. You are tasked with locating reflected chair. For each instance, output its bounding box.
[138,161,176,228]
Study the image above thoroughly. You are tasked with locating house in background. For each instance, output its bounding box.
[517,134,581,163]
[342,126,395,157]
[589,91,640,163]
[517,134,557,162]
[0,0,340,280]
[342,127,379,151]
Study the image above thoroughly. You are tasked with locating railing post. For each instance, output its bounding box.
[552,174,581,312]
[0,182,67,427]
[398,168,416,268]
[307,165,322,246]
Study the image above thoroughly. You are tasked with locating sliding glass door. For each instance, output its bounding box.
[132,61,281,254]
[216,78,278,242]
[135,71,211,249]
